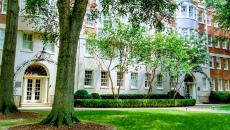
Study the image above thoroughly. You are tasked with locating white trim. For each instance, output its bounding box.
[209,53,230,58]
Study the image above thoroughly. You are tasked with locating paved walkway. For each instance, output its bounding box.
[18,104,230,114]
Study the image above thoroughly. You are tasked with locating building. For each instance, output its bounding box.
[0,0,229,107]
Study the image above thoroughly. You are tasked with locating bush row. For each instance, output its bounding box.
[74,99,196,108]
[74,90,185,100]
[209,91,230,103]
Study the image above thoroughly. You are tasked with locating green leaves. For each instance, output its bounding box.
[101,0,177,30]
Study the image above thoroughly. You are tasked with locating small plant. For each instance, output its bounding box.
[74,89,89,99]
[91,93,101,99]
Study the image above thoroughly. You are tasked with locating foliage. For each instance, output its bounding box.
[75,99,196,108]
[167,91,185,99]
[101,94,169,99]
[87,20,145,98]
[101,0,177,30]
[209,91,230,103]
[205,0,230,29]
[91,93,101,99]
[74,90,91,99]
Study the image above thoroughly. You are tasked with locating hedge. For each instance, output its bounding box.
[74,99,196,108]
[100,93,184,99]
[209,91,230,103]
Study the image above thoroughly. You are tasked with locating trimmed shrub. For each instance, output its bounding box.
[91,93,101,99]
[100,94,169,99]
[167,91,185,99]
[209,91,230,103]
[74,89,89,99]
[74,99,196,108]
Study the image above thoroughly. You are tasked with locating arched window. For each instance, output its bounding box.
[24,64,47,76]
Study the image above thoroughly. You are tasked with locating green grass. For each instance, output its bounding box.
[1,110,230,130]
[215,105,230,110]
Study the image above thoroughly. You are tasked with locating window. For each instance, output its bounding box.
[207,15,211,26]
[44,43,55,53]
[86,11,95,26]
[117,72,124,87]
[209,56,214,68]
[131,73,138,88]
[216,57,221,69]
[23,34,33,51]
[211,78,215,91]
[84,70,93,86]
[0,29,5,49]
[222,40,227,49]
[208,35,212,47]
[202,77,208,90]
[198,10,204,23]
[224,59,229,70]
[189,6,194,18]
[224,80,229,91]
[101,71,109,87]
[145,73,151,88]
[215,37,220,48]
[2,0,7,14]
[181,5,187,16]
[218,79,222,91]
[157,74,163,89]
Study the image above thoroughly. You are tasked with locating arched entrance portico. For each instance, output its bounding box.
[183,74,196,99]
[22,64,49,105]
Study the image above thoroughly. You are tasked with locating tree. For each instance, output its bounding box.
[0,0,19,114]
[159,31,208,99]
[87,20,144,99]
[25,0,177,126]
[205,0,230,28]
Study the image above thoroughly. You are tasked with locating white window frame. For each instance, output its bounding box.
[181,5,187,17]
[198,10,204,23]
[208,35,212,47]
[1,0,7,14]
[156,74,163,89]
[218,79,222,91]
[222,40,227,49]
[215,37,220,48]
[145,73,151,89]
[207,15,212,26]
[22,33,33,51]
[84,70,93,87]
[101,71,109,87]
[224,58,229,70]
[0,29,5,49]
[216,57,221,69]
[131,73,138,89]
[224,80,229,91]
[209,56,214,69]
[211,78,215,91]
[188,6,194,18]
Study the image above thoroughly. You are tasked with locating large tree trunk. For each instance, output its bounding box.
[0,0,19,114]
[42,0,88,126]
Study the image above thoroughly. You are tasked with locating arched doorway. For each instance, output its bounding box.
[184,74,196,99]
[22,64,49,105]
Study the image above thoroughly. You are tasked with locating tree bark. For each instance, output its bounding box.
[0,0,19,114]
[42,0,88,126]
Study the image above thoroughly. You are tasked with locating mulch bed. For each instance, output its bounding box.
[9,123,115,130]
[0,112,41,120]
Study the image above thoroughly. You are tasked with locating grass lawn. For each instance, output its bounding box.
[215,105,230,110]
[1,109,230,130]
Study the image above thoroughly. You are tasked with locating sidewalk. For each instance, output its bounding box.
[18,104,230,114]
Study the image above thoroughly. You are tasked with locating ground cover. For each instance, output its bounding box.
[0,109,230,130]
